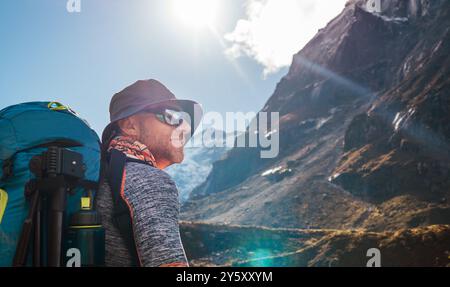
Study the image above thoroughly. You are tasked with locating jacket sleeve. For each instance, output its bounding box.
[123,162,189,267]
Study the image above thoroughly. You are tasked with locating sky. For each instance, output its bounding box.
[0,0,347,136]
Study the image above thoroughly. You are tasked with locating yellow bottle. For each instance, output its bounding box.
[0,189,8,224]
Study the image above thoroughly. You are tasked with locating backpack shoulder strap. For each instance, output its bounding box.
[107,149,140,266]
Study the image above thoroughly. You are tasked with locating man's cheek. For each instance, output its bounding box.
[170,133,185,149]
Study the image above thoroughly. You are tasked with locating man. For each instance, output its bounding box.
[97,79,203,267]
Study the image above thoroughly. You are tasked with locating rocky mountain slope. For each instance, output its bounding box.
[180,222,450,267]
[181,0,450,233]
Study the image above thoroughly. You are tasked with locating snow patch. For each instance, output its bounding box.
[393,112,405,131]
[261,166,283,177]
[328,172,341,182]
[393,108,415,131]
[265,129,278,138]
[379,15,408,23]
[316,116,333,129]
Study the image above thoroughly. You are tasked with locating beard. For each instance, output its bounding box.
[139,125,185,165]
[155,140,184,165]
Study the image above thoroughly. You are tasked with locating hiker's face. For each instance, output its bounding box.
[136,112,191,168]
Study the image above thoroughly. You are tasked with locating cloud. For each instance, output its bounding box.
[224,0,348,77]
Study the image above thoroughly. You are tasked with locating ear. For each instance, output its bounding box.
[117,116,140,138]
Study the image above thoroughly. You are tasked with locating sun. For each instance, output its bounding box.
[172,0,219,29]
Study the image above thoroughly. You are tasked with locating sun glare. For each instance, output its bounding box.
[172,0,219,29]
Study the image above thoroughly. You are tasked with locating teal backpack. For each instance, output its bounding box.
[0,101,102,266]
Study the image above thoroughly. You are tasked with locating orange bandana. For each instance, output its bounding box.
[108,136,157,167]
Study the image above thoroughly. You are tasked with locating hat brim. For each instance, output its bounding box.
[101,99,203,145]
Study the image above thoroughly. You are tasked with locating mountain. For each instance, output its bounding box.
[181,0,450,234]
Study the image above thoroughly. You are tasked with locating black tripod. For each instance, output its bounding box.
[13,145,86,267]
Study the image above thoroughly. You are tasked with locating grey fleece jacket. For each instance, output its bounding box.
[96,161,188,267]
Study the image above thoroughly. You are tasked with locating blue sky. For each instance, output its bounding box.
[0,0,346,136]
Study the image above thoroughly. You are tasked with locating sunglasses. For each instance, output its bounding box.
[145,108,188,127]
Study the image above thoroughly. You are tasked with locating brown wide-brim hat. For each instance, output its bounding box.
[102,79,203,145]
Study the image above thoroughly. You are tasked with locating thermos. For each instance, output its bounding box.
[65,194,105,267]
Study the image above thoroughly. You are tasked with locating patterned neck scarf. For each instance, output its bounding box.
[108,135,157,167]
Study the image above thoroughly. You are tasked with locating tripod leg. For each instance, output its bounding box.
[47,185,67,267]
[33,196,41,267]
[12,189,40,267]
